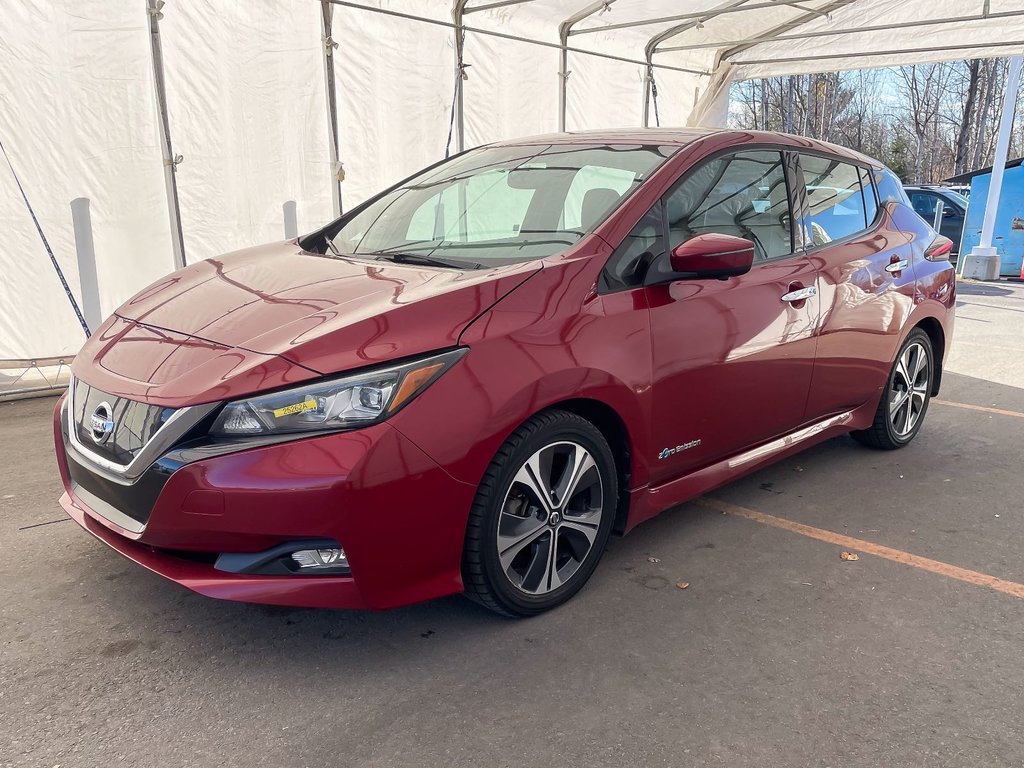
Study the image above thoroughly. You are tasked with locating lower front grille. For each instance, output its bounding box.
[61,405,176,530]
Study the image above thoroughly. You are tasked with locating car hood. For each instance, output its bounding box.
[72,241,538,407]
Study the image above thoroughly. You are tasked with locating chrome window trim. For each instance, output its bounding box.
[66,377,220,482]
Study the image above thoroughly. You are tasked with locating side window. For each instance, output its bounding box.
[561,165,637,231]
[859,167,879,225]
[600,201,665,292]
[663,150,793,262]
[800,155,869,245]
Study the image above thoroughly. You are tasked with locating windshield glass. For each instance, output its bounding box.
[328,143,677,268]
[945,191,969,208]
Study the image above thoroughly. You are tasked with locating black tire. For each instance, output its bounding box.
[462,409,618,617]
[852,328,934,450]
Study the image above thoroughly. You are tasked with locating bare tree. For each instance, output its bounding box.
[953,59,981,175]
[728,56,1024,182]
[896,63,954,182]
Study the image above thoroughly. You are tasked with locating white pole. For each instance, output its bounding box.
[558,42,569,132]
[283,201,298,240]
[980,55,1022,250]
[70,198,102,332]
[961,55,1023,280]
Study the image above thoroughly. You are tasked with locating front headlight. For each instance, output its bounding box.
[209,348,467,437]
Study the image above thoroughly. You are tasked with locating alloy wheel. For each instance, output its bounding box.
[496,441,604,595]
[889,340,930,438]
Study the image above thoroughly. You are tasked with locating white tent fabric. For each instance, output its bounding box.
[0,2,173,360]
[2,0,1022,363]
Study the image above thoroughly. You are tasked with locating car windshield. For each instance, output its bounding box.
[327,143,677,268]
[944,191,969,207]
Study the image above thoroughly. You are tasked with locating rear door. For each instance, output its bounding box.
[643,149,820,483]
[799,155,918,420]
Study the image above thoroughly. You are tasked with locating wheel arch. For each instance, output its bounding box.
[912,316,945,396]
[547,397,633,535]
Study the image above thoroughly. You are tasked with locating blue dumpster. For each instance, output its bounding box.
[947,158,1024,278]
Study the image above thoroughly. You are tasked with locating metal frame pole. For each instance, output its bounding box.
[320,0,344,216]
[558,24,570,132]
[641,57,653,127]
[558,1,616,133]
[146,0,186,270]
[453,1,469,153]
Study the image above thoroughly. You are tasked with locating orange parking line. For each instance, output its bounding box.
[696,497,1024,600]
[932,399,1024,420]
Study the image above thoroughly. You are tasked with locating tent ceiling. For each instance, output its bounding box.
[426,0,1024,126]
[447,0,1024,78]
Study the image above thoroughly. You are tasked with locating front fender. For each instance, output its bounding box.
[389,256,655,491]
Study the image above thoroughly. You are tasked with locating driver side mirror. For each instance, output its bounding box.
[669,233,756,280]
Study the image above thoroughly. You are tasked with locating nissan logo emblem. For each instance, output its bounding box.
[89,402,115,444]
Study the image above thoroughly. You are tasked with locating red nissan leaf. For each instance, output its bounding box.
[54,129,955,616]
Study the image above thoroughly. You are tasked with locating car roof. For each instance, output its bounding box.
[488,128,881,167]
[905,185,962,195]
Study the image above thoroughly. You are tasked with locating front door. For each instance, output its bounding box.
[643,149,820,484]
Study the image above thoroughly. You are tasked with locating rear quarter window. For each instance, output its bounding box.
[874,168,912,206]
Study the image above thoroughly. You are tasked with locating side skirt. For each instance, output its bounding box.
[623,402,876,533]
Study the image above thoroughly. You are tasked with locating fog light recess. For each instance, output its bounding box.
[292,547,348,570]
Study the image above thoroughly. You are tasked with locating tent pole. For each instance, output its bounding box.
[558,1,617,134]
[642,5,748,128]
[659,8,1023,53]
[453,1,468,153]
[961,55,1023,280]
[642,60,653,127]
[146,0,186,270]
[320,0,343,216]
[323,1,704,75]
[558,28,569,132]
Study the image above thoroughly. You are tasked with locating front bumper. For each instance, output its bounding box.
[54,395,477,610]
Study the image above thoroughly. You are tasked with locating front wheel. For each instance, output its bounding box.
[852,328,934,450]
[462,410,617,617]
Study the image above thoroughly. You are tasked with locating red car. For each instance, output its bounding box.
[54,129,955,617]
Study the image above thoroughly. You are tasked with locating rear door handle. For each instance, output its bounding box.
[885,259,909,274]
[781,285,817,303]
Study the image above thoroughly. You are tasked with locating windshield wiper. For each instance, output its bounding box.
[368,240,441,255]
[516,228,586,236]
[370,252,484,270]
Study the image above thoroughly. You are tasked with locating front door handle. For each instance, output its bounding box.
[781,285,817,303]
[885,259,909,274]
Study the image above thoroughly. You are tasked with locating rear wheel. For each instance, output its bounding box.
[462,410,617,617]
[852,328,933,450]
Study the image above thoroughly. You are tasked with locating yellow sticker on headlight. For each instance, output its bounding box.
[272,398,318,418]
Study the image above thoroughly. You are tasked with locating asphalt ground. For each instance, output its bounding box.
[3,282,1024,767]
